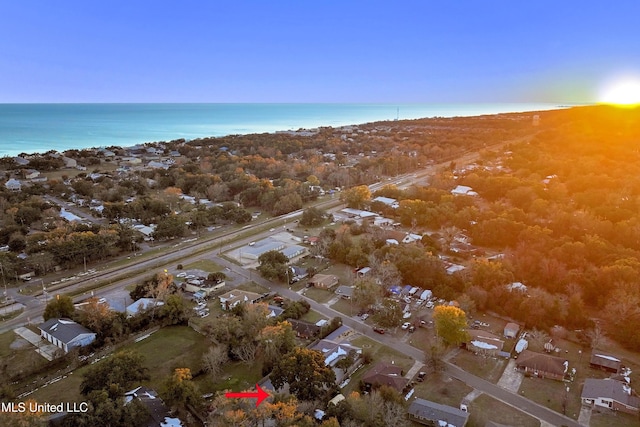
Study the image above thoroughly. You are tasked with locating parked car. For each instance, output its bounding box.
[408,325,416,333]
[360,313,369,321]
[373,327,385,334]
[401,322,411,330]
[417,371,427,382]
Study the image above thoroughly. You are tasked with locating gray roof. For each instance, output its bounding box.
[590,352,622,371]
[582,378,640,408]
[39,318,95,344]
[408,398,469,427]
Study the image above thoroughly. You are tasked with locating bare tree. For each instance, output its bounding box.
[231,341,258,363]
[202,345,228,380]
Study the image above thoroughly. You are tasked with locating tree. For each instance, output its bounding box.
[258,250,289,281]
[300,207,326,227]
[202,345,228,380]
[340,185,371,209]
[162,368,202,412]
[373,298,404,328]
[159,294,187,325]
[270,347,336,401]
[424,341,447,375]
[152,214,186,241]
[433,305,469,346]
[43,294,74,321]
[352,279,383,312]
[80,351,150,398]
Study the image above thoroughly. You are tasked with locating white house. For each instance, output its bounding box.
[5,178,22,192]
[39,318,96,353]
[451,185,478,196]
[126,298,164,317]
[402,233,422,244]
[62,156,77,168]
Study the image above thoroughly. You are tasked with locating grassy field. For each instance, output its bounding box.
[237,281,269,294]
[300,310,326,324]
[468,394,539,427]
[450,351,507,383]
[30,326,210,404]
[411,374,473,409]
[590,409,640,427]
[302,286,334,304]
[195,358,264,394]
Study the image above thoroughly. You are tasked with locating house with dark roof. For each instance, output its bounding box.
[335,285,354,299]
[581,378,640,415]
[516,350,567,381]
[39,318,96,353]
[308,274,339,290]
[408,398,469,426]
[287,318,321,339]
[590,352,622,373]
[125,386,183,427]
[362,362,409,393]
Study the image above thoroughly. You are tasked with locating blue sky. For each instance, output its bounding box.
[2,1,639,103]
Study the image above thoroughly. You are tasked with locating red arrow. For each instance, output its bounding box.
[225,384,269,407]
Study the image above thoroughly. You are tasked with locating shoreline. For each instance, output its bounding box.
[0,103,572,157]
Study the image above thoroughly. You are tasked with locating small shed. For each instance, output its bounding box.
[504,322,520,339]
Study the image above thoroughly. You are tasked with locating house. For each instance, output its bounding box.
[372,196,399,209]
[581,378,640,415]
[24,169,40,179]
[126,298,164,317]
[266,305,285,318]
[451,185,478,196]
[356,267,371,277]
[311,337,362,384]
[289,266,309,282]
[402,233,422,244]
[590,352,622,373]
[125,386,183,427]
[516,350,567,380]
[408,398,470,427]
[5,178,22,192]
[335,285,354,299]
[39,318,96,354]
[361,362,408,393]
[287,318,321,339]
[308,274,339,290]
[62,156,77,168]
[219,290,261,310]
[465,329,504,356]
[506,282,527,293]
[183,279,225,296]
[504,322,520,339]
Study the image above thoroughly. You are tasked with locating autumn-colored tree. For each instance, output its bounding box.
[162,368,202,411]
[340,185,371,209]
[433,305,469,346]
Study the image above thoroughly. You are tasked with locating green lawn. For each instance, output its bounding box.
[590,409,640,427]
[302,286,334,304]
[237,281,269,294]
[468,394,539,427]
[30,326,210,404]
[331,298,358,318]
[350,336,414,373]
[450,351,507,383]
[300,310,326,324]
[195,359,264,394]
[411,375,473,409]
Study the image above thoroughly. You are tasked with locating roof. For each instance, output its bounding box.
[504,322,520,333]
[590,352,622,371]
[582,378,640,408]
[219,290,261,305]
[408,398,470,427]
[516,350,566,377]
[127,298,164,316]
[287,318,321,337]
[335,285,354,298]
[39,318,95,344]
[372,196,397,205]
[362,362,408,392]
[311,339,361,367]
[310,274,338,287]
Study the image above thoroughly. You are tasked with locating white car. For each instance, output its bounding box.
[176,272,187,278]
[360,313,369,321]
[401,322,411,330]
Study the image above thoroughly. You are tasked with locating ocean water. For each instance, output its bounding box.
[0,103,564,157]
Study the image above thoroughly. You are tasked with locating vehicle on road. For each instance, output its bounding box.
[373,327,385,334]
[248,241,256,246]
